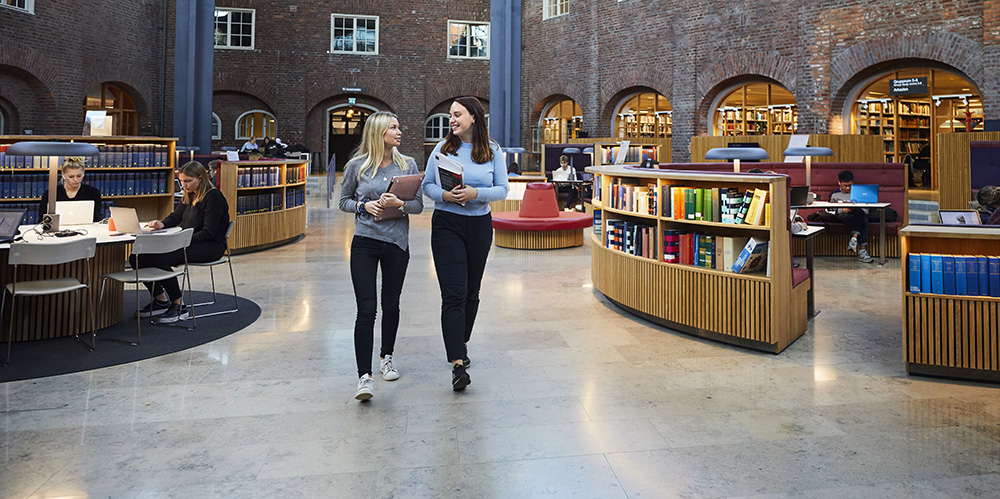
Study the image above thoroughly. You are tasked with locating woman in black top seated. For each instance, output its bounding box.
[39,157,103,222]
[133,160,230,323]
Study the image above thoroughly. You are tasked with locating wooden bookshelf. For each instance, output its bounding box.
[587,165,809,353]
[216,159,307,253]
[718,107,797,137]
[593,142,664,166]
[0,135,176,222]
[900,225,1000,383]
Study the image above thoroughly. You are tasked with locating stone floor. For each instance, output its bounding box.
[2,197,999,499]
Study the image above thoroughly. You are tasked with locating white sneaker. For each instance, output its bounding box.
[847,235,858,253]
[857,249,874,263]
[380,355,399,381]
[355,374,373,400]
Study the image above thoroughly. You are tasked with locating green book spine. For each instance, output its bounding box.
[685,188,695,220]
[695,188,704,220]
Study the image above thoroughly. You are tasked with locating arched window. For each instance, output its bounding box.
[615,92,671,138]
[236,110,276,140]
[850,67,981,190]
[425,114,450,142]
[713,82,796,137]
[211,113,221,140]
[83,83,138,136]
[542,99,582,143]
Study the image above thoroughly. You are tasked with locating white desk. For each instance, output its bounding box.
[794,201,892,266]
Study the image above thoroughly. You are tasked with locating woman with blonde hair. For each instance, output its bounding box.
[39,156,103,221]
[135,161,231,323]
[339,111,423,400]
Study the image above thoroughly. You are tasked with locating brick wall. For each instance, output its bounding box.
[521,0,995,162]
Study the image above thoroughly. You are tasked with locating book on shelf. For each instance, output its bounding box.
[955,257,967,295]
[743,188,769,226]
[734,189,753,224]
[942,255,956,295]
[910,253,999,297]
[721,236,750,272]
[991,257,1000,298]
[731,237,769,274]
[966,256,979,296]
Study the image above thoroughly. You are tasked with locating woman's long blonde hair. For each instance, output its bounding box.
[350,111,411,180]
[179,161,215,206]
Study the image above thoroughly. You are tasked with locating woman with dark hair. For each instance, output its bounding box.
[135,161,231,323]
[421,96,508,391]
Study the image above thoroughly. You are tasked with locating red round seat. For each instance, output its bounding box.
[491,182,591,249]
[492,211,591,231]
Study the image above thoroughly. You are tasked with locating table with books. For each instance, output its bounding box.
[793,201,892,266]
[900,224,1000,383]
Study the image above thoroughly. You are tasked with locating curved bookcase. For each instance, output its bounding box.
[217,159,307,253]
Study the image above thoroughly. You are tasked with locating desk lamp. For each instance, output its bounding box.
[704,147,770,173]
[783,146,833,190]
[6,141,100,231]
[502,147,527,175]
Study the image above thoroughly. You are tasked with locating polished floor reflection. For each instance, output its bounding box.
[2,193,999,499]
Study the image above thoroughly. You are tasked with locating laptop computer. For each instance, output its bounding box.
[56,200,95,225]
[109,206,163,235]
[790,186,810,206]
[0,210,25,243]
[939,209,982,225]
[849,184,879,203]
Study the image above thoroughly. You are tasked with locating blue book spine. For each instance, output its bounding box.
[908,254,921,293]
[955,257,967,296]
[942,256,956,295]
[966,256,979,296]
[930,255,944,295]
[920,254,932,293]
[978,257,989,296]
[990,257,1000,298]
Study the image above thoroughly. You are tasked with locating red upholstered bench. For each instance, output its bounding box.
[492,183,591,249]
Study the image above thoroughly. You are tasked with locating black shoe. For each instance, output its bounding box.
[452,364,471,391]
[463,357,471,368]
[156,303,190,324]
[137,299,170,317]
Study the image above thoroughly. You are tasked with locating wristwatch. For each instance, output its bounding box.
[398,202,406,214]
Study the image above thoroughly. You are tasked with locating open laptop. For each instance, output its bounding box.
[56,200,95,225]
[790,186,810,206]
[109,206,163,235]
[849,184,879,203]
[0,210,25,243]
[939,209,982,225]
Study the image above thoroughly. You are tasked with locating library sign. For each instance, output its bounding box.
[889,77,928,96]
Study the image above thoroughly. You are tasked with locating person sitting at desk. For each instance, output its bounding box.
[552,155,580,211]
[239,136,259,154]
[39,156,103,222]
[133,160,231,323]
[826,170,873,263]
[977,185,1000,225]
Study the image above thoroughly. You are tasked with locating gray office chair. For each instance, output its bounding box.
[181,220,239,317]
[97,228,196,345]
[1,237,98,365]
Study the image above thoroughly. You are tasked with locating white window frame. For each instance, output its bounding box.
[543,0,568,20]
[235,110,277,140]
[0,0,33,14]
[214,8,256,50]
[447,21,489,60]
[211,113,221,140]
[330,14,379,55]
[424,114,451,142]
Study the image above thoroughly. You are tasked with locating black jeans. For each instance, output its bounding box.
[557,185,578,207]
[430,210,493,362]
[129,242,225,301]
[836,208,868,246]
[350,236,409,377]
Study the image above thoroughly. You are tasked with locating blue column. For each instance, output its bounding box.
[490,0,521,148]
[173,0,215,154]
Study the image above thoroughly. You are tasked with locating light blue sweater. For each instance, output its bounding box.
[421,141,509,216]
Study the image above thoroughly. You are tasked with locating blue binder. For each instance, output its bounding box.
[978,256,989,296]
[966,256,979,296]
[942,255,956,295]
[920,254,932,293]
[930,255,944,295]
[908,254,921,293]
[955,257,967,295]
[990,257,1000,298]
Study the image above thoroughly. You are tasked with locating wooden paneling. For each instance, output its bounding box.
[489,199,522,213]
[936,132,1000,210]
[690,134,885,164]
[0,243,126,341]
[792,233,900,258]
[219,160,308,253]
[494,229,583,249]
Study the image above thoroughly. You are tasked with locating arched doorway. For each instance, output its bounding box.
[83,82,138,136]
[848,67,982,190]
[615,91,671,138]
[541,98,583,143]
[713,82,796,136]
[327,103,380,171]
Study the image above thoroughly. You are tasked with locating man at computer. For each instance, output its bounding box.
[827,170,873,263]
[38,157,103,222]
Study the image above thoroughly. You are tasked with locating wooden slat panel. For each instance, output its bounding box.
[792,233,900,258]
[494,229,583,249]
[936,132,1000,210]
[690,134,885,164]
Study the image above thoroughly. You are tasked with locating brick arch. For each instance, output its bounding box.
[0,37,59,96]
[425,80,489,115]
[696,51,798,99]
[305,76,402,113]
[600,84,673,133]
[527,79,587,124]
[214,72,281,107]
[83,60,155,119]
[600,68,672,109]
[830,31,982,100]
